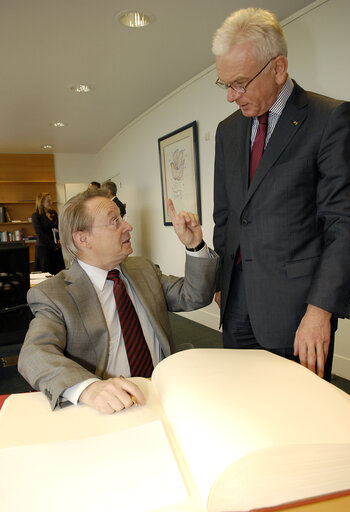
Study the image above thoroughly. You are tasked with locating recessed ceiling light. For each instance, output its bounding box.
[50,121,66,128]
[118,11,151,28]
[41,144,54,150]
[70,84,92,93]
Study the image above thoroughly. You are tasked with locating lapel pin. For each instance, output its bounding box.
[293,120,298,126]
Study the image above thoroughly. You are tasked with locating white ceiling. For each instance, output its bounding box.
[0,0,313,154]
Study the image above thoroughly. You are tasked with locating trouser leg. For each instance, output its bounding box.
[222,263,335,381]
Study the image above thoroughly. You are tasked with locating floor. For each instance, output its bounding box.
[1,313,349,395]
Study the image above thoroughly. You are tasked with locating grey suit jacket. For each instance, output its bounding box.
[18,253,218,409]
[213,81,350,349]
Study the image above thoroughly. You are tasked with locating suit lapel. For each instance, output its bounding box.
[238,116,252,195]
[243,82,308,209]
[121,260,163,329]
[121,259,171,354]
[65,261,109,375]
[223,113,251,209]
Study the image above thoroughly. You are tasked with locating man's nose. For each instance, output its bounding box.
[227,87,243,103]
[123,220,133,232]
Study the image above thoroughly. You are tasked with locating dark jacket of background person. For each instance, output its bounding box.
[102,180,126,217]
[32,194,65,275]
[112,196,126,218]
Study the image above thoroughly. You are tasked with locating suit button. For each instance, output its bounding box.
[241,219,248,226]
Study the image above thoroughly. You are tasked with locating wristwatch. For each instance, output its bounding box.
[186,240,205,252]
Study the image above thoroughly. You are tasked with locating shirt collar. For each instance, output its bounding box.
[269,77,294,116]
[77,259,121,292]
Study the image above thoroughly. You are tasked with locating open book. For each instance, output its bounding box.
[1,349,350,512]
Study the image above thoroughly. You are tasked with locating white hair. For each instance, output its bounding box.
[212,8,287,64]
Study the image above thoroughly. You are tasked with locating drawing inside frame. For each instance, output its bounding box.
[158,121,201,226]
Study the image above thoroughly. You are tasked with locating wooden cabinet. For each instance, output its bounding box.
[0,154,57,269]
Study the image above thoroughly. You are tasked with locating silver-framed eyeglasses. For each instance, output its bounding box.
[215,57,276,94]
[92,214,127,230]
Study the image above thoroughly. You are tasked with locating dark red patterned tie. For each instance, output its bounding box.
[236,112,269,265]
[107,269,153,378]
[249,112,269,183]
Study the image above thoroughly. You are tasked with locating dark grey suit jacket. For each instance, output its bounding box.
[213,81,350,349]
[18,253,218,409]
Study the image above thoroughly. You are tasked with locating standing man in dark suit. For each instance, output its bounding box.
[102,180,126,218]
[212,7,350,380]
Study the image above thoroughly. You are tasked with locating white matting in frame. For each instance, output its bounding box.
[158,121,201,225]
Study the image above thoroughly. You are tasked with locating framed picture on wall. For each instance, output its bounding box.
[158,121,201,226]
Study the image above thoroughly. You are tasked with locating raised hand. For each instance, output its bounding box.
[167,198,203,248]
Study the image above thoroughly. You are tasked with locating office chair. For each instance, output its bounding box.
[0,242,33,367]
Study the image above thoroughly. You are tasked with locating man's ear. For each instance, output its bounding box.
[274,55,288,85]
[72,231,90,250]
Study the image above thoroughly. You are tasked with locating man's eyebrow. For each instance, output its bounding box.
[230,72,247,83]
[106,206,118,215]
[108,210,120,220]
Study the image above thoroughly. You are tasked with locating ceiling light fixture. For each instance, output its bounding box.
[50,121,66,128]
[41,144,54,150]
[70,84,92,93]
[118,11,151,28]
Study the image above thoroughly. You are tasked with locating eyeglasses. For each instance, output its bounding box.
[215,57,276,94]
[92,214,127,230]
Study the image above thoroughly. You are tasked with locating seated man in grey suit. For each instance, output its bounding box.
[18,191,218,413]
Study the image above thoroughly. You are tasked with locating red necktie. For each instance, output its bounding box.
[107,269,153,378]
[236,112,269,265]
[249,112,268,183]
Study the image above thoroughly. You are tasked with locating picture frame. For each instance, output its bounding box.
[158,121,201,226]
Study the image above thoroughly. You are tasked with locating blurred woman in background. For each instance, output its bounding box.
[32,193,65,275]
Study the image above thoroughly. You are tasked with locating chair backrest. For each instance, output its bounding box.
[0,304,33,346]
[0,242,30,309]
[0,243,32,353]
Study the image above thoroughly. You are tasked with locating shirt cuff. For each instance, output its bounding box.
[62,377,99,406]
[185,243,211,258]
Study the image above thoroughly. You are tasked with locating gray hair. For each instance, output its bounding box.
[59,190,107,260]
[212,8,287,64]
[102,180,117,197]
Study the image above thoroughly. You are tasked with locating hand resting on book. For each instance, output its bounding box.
[79,377,145,414]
